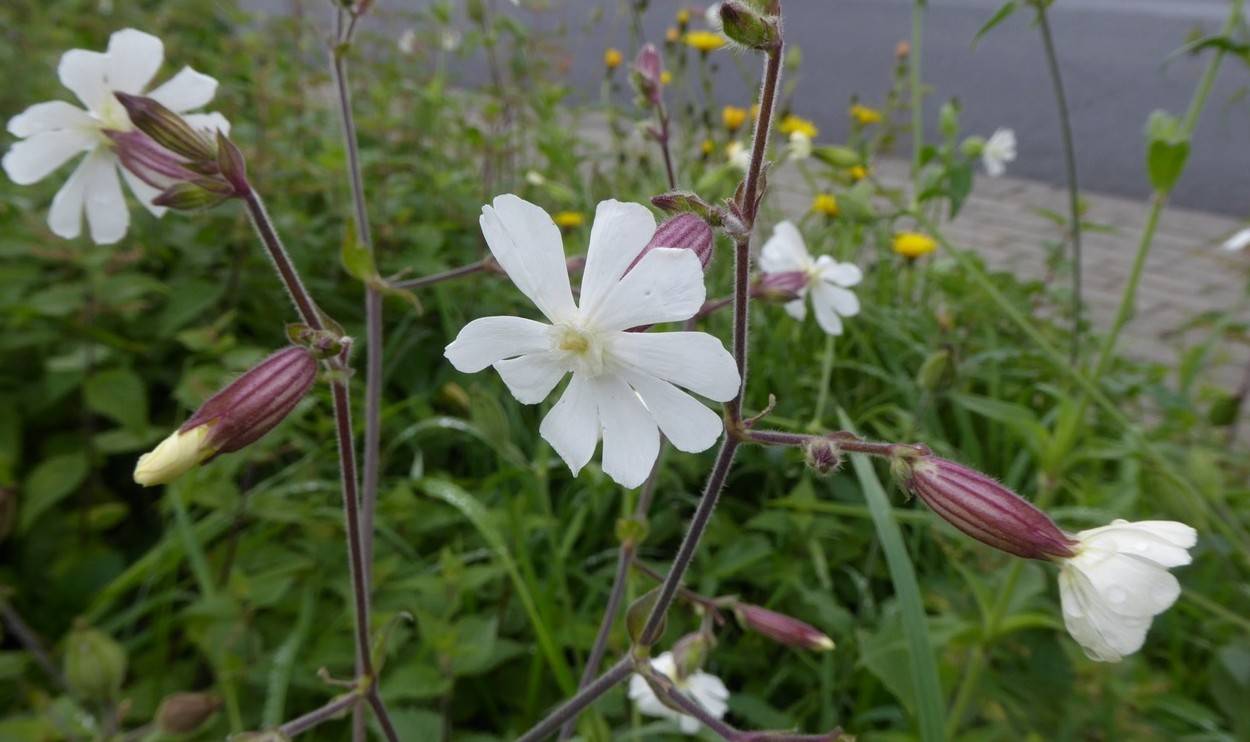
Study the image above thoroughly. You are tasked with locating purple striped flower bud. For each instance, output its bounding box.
[630,213,715,273]
[734,603,835,651]
[898,455,1076,560]
[108,130,199,191]
[753,270,808,302]
[632,43,664,105]
[134,346,318,486]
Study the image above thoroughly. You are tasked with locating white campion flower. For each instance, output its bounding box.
[444,195,739,489]
[2,28,229,244]
[788,131,812,161]
[1221,227,1250,252]
[725,140,750,172]
[758,221,862,336]
[982,127,1016,177]
[1058,519,1196,662]
[628,652,729,735]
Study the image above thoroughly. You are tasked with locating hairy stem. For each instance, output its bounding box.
[241,191,322,330]
[515,658,634,742]
[655,103,677,190]
[278,692,360,738]
[1035,5,1083,364]
[394,260,491,290]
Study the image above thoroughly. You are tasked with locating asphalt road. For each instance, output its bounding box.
[504,0,1249,216]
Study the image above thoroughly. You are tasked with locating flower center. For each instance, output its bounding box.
[95,95,135,135]
[554,324,607,377]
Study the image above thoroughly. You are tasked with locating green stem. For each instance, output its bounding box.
[808,336,836,430]
[1090,193,1163,381]
[909,0,925,194]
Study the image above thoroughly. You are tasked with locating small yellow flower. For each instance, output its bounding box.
[750,103,761,120]
[811,193,839,217]
[685,31,726,53]
[893,232,937,259]
[660,70,673,85]
[554,211,586,229]
[850,103,883,125]
[666,27,681,44]
[722,105,747,132]
[849,165,868,182]
[676,8,691,26]
[604,48,623,70]
[778,114,818,139]
[701,139,716,155]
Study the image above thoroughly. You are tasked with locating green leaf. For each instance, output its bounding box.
[972,1,1017,48]
[341,227,378,282]
[838,409,946,742]
[84,367,148,431]
[19,451,89,532]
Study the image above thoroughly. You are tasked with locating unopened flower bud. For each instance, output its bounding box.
[895,40,911,60]
[753,270,808,302]
[153,179,234,211]
[64,622,127,703]
[216,131,250,195]
[114,93,216,162]
[671,630,715,679]
[650,191,722,225]
[803,438,842,476]
[134,346,318,487]
[735,603,834,651]
[626,587,665,646]
[156,692,222,734]
[960,135,986,158]
[719,1,781,51]
[812,145,862,169]
[631,43,665,106]
[631,214,714,272]
[108,130,200,191]
[897,455,1077,560]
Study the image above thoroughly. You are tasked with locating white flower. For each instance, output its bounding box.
[759,221,862,336]
[2,28,229,244]
[982,127,1016,177]
[628,652,729,735]
[1221,227,1250,252]
[525,170,546,186]
[440,29,462,52]
[726,140,750,172]
[444,195,739,489]
[1057,519,1196,662]
[788,131,811,160]
[397,29,419,55]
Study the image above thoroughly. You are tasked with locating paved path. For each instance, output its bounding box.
[769,157,1250,392]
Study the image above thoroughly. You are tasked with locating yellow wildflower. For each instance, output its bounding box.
[685,31,726,53]
[676,8,691,26]
[750,103,761,120]
[666,27,680,44]
[778,114,818,139]
[850,103,883,125]
[554,211,585,229]
[660,70,673,85]
[811,194,839,217]
[893,232,937,259]
[722,105,747,132]
[603,48,623,70]
[701,139,716,155]
[849,165,868,182]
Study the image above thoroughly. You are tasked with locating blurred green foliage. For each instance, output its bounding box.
[1,1,1248,740]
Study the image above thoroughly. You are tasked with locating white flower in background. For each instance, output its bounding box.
[788,131,812,160]
[2,28,228,244]
[440,29,462,52]
[525,170,546,186]
[1221,227,1250,252]
[725,140,750,171]
[444,195,739,488]
[1058,519,1196,662]
[981,127,1016,177]
[628,652,730,735]
[397,29,418,55]
[758,221,862,336]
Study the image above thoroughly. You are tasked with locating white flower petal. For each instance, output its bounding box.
[58,49,110,112]
[815,281,860,318]
[688,672,730,703]
[1078,520,1194,569]
[444,315,552,373]
[148,66,218,112]
[2,128,95,185]
[120,165,167,217]
[612,331,739,401]
[588,248,705,331]
[816,256,863,287]
[493,352,568,404]
[593,375,659,489]
[8,101,93,137]
[83,153,128,244]
[539,372,600,477]
[48,153,95,239]
[759,220,811,273]
[579,199,656,315]
[181,112,231,136]
[1058,567,1149,662]
[624,370,725,453]
[1069,550,1181,618]
[678,715,701,735]
[480,194,577,323]
[810,285,850,336]
[783,297,807,321]
[106,29,164,95]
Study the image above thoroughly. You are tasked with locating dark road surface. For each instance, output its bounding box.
[505,0,1250,217]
